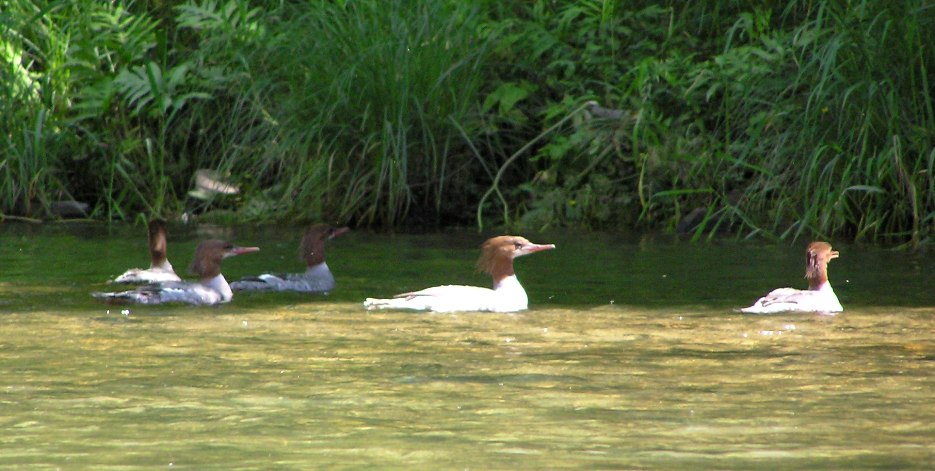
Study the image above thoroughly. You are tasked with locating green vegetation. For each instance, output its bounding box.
[2,0,933,245]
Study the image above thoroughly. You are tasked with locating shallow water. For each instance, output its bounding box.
[1,223,933,469]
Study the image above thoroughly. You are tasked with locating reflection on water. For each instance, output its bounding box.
[0,224,933,468]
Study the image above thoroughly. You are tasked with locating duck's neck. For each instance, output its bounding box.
[151,259,174,272]
[811,280,834,292]
[491,274,528,311]
[806,264,829,291]
[305,262,333,279]
[202,274,233,302]
[493,274,523,291]
[488,257,516,288]
[302,238,326,266]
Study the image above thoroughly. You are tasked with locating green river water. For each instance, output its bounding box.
[1,223,933,469]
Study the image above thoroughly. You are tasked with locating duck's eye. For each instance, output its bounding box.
[514,242,523,249]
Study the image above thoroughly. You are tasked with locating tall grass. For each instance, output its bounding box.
[1,0,932,244]
[232,0,491,226]
[1,0,71,218]
[685,0,935,245]
[498,0,934,244]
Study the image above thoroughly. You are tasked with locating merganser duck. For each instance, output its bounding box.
[93,240,259,305]
[740,241,843,314]
[363,235,555,313]
[111,219,182,284]
[230,224,349,293]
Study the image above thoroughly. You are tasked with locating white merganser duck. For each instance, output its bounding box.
[741,241,843,314]
[363,235,555,313]
[230,224,349,293]
[93,240,259,305]
[111,219,182,284]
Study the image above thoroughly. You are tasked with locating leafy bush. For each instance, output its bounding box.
[482,0,934,245]
[1,0,931,245]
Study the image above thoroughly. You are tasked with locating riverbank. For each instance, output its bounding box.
[2,1,932,245]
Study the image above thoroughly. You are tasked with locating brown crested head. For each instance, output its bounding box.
[147,219,170,265]
[476,235,555,283]
[804,241,839,288]
[299,224,349,266]
[189,239,260,279]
